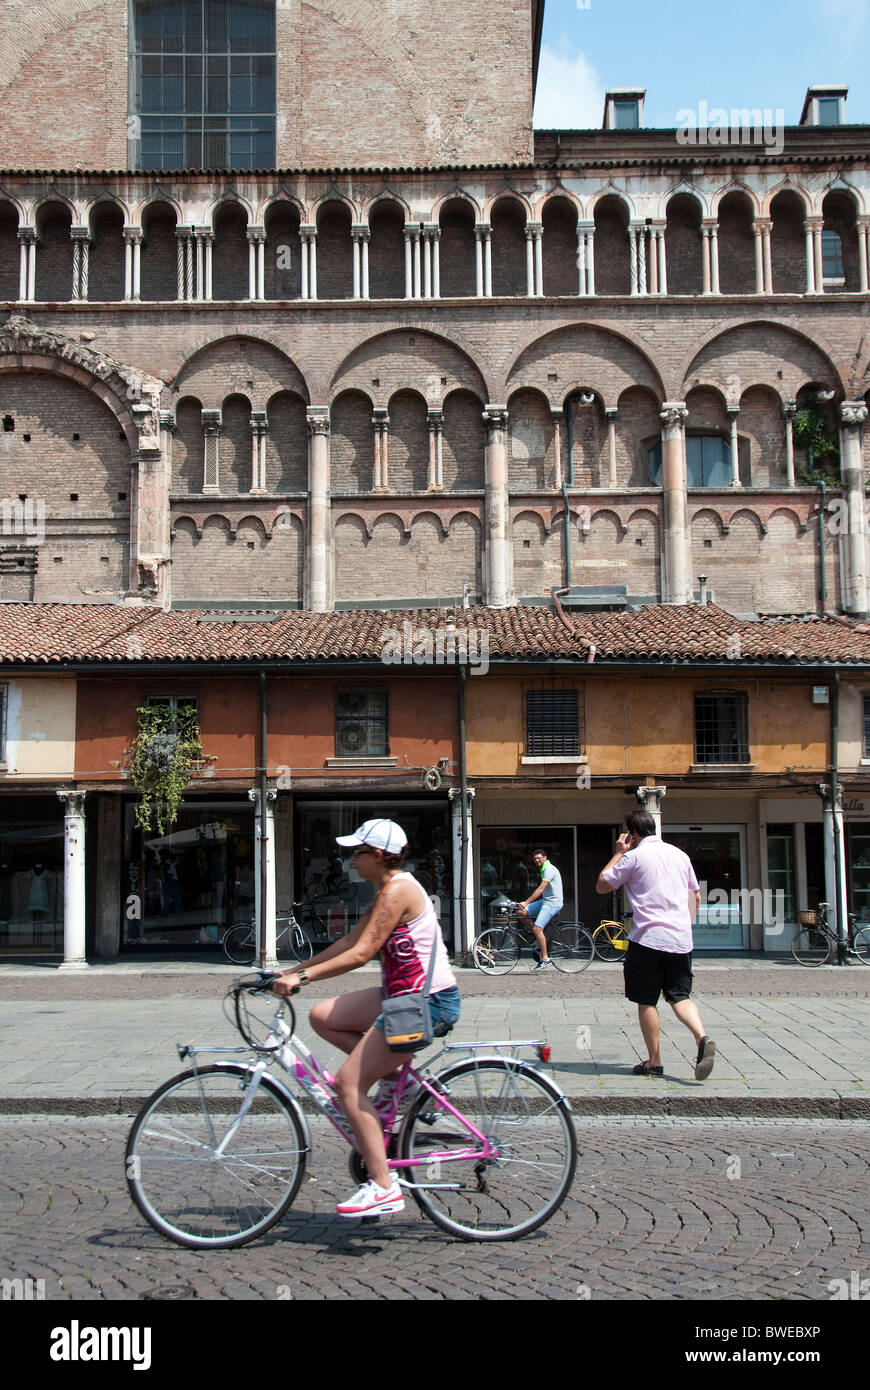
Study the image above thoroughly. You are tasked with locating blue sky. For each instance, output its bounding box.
[533,0,869,128]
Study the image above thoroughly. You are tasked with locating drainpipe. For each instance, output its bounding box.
[259,669,268,968]
[830,669,847,964]
[458,665,469,960]
[563,395,576,587]
[817,480,828,611]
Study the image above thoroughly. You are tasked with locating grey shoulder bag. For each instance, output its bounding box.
[380,931,439,1053]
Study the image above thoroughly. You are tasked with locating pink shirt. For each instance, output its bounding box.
[600,837,699,954]
[379,872,457,997]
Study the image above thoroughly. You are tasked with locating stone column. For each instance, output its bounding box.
[427,408,444,490]
[361,229,370,299]
[629,226,640,295]
[307,409,330,611]
[753,219,766,293]
[605,406,619,487]
[202,409,222,494]
[708,220,720,294]
[71,226,90,300]
[840,402,869,616]
[525,226,535,297]
[660,403,690,604]
[194,228,205,300]
[857,217,870,294]
[299,225,317,300]
[17,228,36,301]
[812,218,824,294]
[783,399,797,488]
[483,405,510,607]
[412,227,422,298]
[248,788,278,969]
[57,791,88,971]
[551,408,563,489]
[635,784,666,836]
[759,218,773,294]
[404,226,414,298]
[351,224,363,299]
[299,227,310,299]
[250,410,268,493]
[817,783,848,950]
[449,786,476,957]
[247,227,266,300]
[576,223,588,296]
[727,405,741,487]
[372,408,390,491]
[431,226,441,298]
[483,226,493,297]
[176,228,193,301]
[701,225,712,295]
[648,224,659,295]
[655,224,667,294]
[423,228,433,299]
[533,223,544,297]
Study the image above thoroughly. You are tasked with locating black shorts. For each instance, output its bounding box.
[623,940,693,1006]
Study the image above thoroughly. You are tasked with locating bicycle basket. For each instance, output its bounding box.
[797,910,818,927]
[613,935,629,951]
[227,977,295,1052]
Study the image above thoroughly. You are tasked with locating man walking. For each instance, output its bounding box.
[517,849,563,973]
[597,810,715,1080]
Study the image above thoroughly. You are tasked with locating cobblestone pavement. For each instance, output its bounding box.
[1,1117,868,1302]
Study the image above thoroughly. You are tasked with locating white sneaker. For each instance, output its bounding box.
[335,1179,405,1217]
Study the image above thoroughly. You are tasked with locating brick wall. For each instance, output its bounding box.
[438,202,477,298]
[513,512,563,596]
[739,387,785,487]
[265,206,302,300]
[386,391,429,492]
[316,204,353,301]
[0,204,20,299]
[508,389,554,490]
[442,390,486,489]
[173,339,307,412]
[665,196,703,296]
[334,513,482,601]
[170,515,303,603]
[690,510,832,614]
[771,193,807,294]
[615,387,662,486]
[88,203,125,302]
[35,535,128,599]
[542,199,578,297]
[212,205,249,302]
[172,399,204,493]
[330,392,374,494]
[685,322,832,405]
[491,200,527,298]
[594,201,631,295]
[718,194,756,294]
[35,205,73,302]
[220,396,252,494]
[369,204,406,301]
[141,204,179,303]
[567,398,609,487]
[823,196,860,292]
[265,392,308,493]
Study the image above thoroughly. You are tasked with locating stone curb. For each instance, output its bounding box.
[3,1094,869,1118]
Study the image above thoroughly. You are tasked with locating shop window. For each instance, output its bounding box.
[130,0,277,170]
[526,690,582,757]
[766,823,796,924]
[335,689,389,758]
[694,693,749,764]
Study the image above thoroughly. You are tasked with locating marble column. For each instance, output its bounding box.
[840,402,869,616]
[248,788,278,969]
[727,405,741,486]
[483,405,510,606]
[427,409,444,489]
[57,791,88,971]
[660,403,690,604]
[783,400,797,488]
[635,785,667,836]
[605,406,619,487]
[307,409,331,612]
[202,409,222,494]
[857,217,870,294]
[250,410,268,493]
[372,408,390,492]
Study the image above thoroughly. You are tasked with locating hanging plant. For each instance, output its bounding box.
[127,704,208,836]
[792,402,841,486]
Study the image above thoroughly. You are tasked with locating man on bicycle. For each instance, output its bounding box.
[517,850,563,972]
[271,819,460,1218]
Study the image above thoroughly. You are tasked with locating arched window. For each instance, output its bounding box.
[130,1,276,170]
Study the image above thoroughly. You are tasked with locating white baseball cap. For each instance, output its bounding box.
[336,819,408,854]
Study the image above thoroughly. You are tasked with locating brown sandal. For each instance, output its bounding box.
[632,1060,664,1076]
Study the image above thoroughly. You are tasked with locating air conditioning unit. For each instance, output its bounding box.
[336,723,366,756]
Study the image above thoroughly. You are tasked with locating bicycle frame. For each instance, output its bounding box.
[178,1011,562,1187]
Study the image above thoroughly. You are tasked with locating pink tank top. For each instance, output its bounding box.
[379,872,457,998]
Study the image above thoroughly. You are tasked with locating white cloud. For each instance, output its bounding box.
[533,43,604,130]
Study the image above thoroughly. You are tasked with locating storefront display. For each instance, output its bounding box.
[0,800,65,954]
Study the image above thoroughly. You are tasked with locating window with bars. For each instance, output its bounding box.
[131,0,277,170]
[694,694,749,764]
[335,690,389,758]
[526,689,582,757]
[144,695,198,731]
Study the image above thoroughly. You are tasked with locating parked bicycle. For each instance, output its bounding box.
[125,971,577,1247]
[791,902,870,967]
[222,902,328,966]
[472,902,594,975]
[592,915,632,962]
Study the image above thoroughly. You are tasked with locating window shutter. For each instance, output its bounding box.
[527,691,580,757]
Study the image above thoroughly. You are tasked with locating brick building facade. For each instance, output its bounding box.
[2,1,870,961]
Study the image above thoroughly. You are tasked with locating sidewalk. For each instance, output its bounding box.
[2,957,868,1118]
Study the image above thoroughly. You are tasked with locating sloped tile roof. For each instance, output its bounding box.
[1,602,870,667]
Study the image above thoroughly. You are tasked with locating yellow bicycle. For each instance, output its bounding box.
[592,918,631,962]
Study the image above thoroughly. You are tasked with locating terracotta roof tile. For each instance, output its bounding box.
[0,602,869,666]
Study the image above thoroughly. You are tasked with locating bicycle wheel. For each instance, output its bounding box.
[853,926,870,963]
[791,927,832,967]
[400,1059,576,1241]
[126,1065,307,1250]
[282,920,314,963]
[548,923,594,973]
[472,928,520,976]
[593,921,628,963]
[223,923,256,966]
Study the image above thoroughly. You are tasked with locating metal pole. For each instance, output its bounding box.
[458,665,469,961]
[830,670,847,964]
[259,670,268,969]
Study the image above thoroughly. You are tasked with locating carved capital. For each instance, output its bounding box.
[248,787,277,806]
[122,227,144,245]
[482,404,509,433]
[660,402,688,430]
[635,784,666,812]
[784,399,798,420]
[840,402,868,427]
[306,409,330,436]
[57,789,87,817]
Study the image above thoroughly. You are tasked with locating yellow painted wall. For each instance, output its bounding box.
[0,678,76,779]
[465,674,830,777]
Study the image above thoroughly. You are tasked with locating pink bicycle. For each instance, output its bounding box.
[126,972,577,1248]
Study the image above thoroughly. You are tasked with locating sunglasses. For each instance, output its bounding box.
[350,846,375,859]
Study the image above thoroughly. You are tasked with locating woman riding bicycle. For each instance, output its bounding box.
[272,819,460,1218]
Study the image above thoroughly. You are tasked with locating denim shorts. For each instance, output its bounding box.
[525,898,562,930]
[374,985,461,1038]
